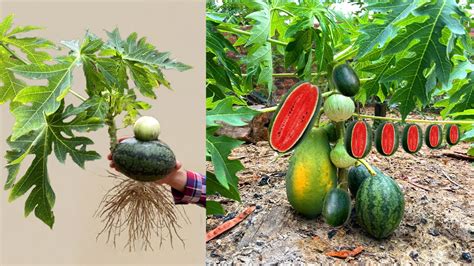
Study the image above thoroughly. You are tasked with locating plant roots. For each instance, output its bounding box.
[95,172,189,251]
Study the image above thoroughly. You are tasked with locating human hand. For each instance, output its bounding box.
[107,137,186,192]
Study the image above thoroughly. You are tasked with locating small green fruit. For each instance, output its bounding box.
[134,116,161,141]
[330,139,356,168]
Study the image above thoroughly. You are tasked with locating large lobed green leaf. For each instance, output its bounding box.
[380,0,466,119]
[6,101,103,227]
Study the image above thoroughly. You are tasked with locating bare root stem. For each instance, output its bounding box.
[95,172,189,251]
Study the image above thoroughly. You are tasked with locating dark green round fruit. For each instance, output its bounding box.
[322,188,351,227]
[112,137,176,182]
[348,164,370,196]
[348,164,383,196]
[356,172,405,239]
[332,63,360,97]
[269,82,322,153]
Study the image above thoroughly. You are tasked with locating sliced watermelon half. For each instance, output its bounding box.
[375,122,399,156]
[345,120,372,159]
[269,82,322,153]
[446,124,460,145]
[425,124,442,149]
[402,124,423,154]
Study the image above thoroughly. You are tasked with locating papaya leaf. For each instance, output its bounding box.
[206,200,225,215]
[206,98,260,127]
[206,127,244,189]
[0,15,53,64]
[356,0,419,58]
[381,0,467,119]
[207,172,241,202]
[0,52,25,104]
[6,102,102,228]
[10,57,79,140]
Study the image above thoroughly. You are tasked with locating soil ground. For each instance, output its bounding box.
[206,112,474,264]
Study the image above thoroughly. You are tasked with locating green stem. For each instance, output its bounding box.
[335,121,345,140]
[217,25,287,46]
[256,91,335,113]
[69,90,87,102]
[315,107,324,127]
[1,42,28,64]
[333,44,358,64]
[358,159,377,176]
[354,113,474,125]
[217,25,357,64]
[271,7,295,17]
[338,168,349,190]
[106,115,118,152]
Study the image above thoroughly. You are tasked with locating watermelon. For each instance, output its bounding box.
[322,188,351,227]
[332,63,360,97]
[345,120,372,159]
[402,124,423,154]
[356,172,405,239]
[286,128,337,218]
[112,138,176,182]
[446,124,460,145]
[324,94,355,122]
[269,82,322,153]
[425,124,442,149]
[375,122,399,156]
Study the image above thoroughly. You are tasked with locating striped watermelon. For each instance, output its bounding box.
[356,172,405,239]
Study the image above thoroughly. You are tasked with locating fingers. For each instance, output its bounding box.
[175,160,182,170]
[118,136,130,143]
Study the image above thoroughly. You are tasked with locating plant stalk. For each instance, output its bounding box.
[338,168,349,190]
[106,113,118,152]
[354,113,474,125]
[256,91,335,113]
[69,90,87,102]
[315,107,324,127]
[216,25,287,46]
[271,7,296,17]
[1,42,29,65]
[358,159,377,176]
[335,121,345,140]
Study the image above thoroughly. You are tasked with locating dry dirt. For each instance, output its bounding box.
[206,115,474,264]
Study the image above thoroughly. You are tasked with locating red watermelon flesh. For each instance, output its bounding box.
[351,121,368,158]
[449,125,459,144]
[429,126,440,147]
[381,123,395,155]
[407,125,419,152]
[270,83,319,152]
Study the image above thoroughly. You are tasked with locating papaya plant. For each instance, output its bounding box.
[0,15,191,249]
[206,0,474,216]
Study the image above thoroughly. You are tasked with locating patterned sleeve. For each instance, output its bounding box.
[171,170,206,207]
